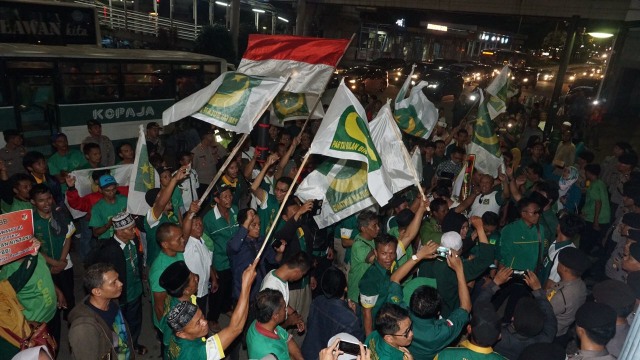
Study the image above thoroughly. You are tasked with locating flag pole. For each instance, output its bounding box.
[196,132,249,207]
[255,151,310,260]
[299,33,356,135]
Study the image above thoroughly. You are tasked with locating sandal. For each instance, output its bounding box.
[136,345,148,355]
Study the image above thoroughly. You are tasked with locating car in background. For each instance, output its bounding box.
[369,58,407,86]
[539,69,555,81]
[561,85,597,106]
[342,66,388,93]
[447,63,476,85]
[433,58,458,70]
[420,69,463,101]
[511,67,539,89]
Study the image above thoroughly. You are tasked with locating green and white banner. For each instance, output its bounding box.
[269,91,324,126]
[394,65,438,139]
[308,80,393,207]
[128,125,160,215]
[486,66,517,120]
[469,92,504,177]
[295,158,377,229]
[162,72,287,134]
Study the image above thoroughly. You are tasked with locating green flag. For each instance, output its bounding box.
[468,92,503,177]
[128,125,159,215]
[270,92,324,125]
[394,65,438,139]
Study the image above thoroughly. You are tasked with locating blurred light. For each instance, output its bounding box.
[469,94,477,101]
[278,16,289,23]
[411,80,416,85]
[215,1,229,5]
[252,8,265,13]
[491,36,496,41]
[602,53,608,58]
[588,32,614,39]
[427,23,447,32]
[396,18,405,27]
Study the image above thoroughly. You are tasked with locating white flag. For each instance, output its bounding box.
[128,125,160,215]
[369,103,417,194]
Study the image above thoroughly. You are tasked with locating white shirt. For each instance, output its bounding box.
[178,169,200,211]
[261,270,289,306]
[469,191,502,218]
[184,236,213,298]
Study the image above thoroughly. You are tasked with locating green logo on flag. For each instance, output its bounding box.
[199,73,260,126]
[473,104,501,157]
[134,144,155,191]
[329,105,381,171]
[318,159,372,213]
[273,92,309,122]
[394,106,428,138]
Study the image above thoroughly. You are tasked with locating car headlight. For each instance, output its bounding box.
[348,79,356,84]
[427,83,439,88]
[411,80,416,85]
[411,74,418,79]
[523,78,528,82]
[569,76,575,81]
[397,71,402,76]
[511,76,516,80]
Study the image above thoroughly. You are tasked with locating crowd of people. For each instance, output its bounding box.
[0,89,638,360]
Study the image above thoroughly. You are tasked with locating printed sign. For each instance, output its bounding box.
[0,209,36,266]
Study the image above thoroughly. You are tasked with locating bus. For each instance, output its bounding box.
[479,49,528,69]
[0,43,227,155]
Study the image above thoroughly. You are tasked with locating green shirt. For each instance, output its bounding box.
[419,217,443,245]
[333,214,359,264]
[256,193,280,238]
[435,340,506,360]
[359,261,392,320]
[145,211,179,267]
[150,251,185,327]
[420,243,495,317]
[47,149,87,176]
[583,179,611,224]
[171,187,184,214]
[347,234,375,302]
[33,212,67,261]
[365,330,405,360]
[203,205,238,271]
[0,254,57,322]
[167,334,225,360]
[498,219,545,271]
[89,195,128,240]
[246,321,290,360]
[9,199,32,212]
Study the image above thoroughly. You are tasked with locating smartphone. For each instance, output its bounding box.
[436,246,450,258]
[339,340,365,356]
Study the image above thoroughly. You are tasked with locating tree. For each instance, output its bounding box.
[194,24,236,64]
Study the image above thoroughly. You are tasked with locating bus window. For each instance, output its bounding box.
[204,63,221,84]
[60,62,118,103]
[175,75,200,100]
[122,63,172,100]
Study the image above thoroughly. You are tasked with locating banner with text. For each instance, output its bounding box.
[0,210,36,266]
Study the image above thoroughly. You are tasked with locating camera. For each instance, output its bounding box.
[512,270,527,280]
[311,199,323,216]
[436,246,450,258]
[338,340,366,356]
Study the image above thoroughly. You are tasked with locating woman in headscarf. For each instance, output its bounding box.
[558,166,581,214]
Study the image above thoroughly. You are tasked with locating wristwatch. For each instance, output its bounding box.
[411,254,419,261]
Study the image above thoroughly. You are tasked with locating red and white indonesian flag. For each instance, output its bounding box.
[237,34,350,94]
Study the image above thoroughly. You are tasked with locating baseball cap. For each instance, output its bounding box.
[212,182,234,198]
[99,175,117,188]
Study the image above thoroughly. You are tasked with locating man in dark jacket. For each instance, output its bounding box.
[476,267,557,360]
[68,263,135,359]
[93,211,146,354]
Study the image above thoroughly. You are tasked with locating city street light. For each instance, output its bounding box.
[252,8,265,31]
[588,32,614,39]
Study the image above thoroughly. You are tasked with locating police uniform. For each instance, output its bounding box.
[567,349,615,360]
[547,279,587,336]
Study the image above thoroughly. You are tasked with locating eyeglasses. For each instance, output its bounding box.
[390,323,413,338]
